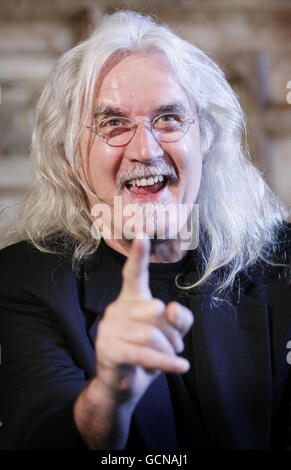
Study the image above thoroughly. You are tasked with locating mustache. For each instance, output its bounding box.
[117,161,178,190]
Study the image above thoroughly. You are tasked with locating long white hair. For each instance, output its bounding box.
[2,10,289,295]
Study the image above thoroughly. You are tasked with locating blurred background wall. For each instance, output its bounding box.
[0,0,290,234]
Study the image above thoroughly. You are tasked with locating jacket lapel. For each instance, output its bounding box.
[189,288,272,449]
[43,259,96,377]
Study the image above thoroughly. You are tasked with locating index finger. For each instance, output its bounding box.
[120,235,152,300]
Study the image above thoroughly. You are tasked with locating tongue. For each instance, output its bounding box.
[128,181,164,194]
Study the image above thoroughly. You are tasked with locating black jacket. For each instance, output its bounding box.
[0,225,290,450]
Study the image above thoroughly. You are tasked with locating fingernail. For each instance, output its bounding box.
[177,358,190,373]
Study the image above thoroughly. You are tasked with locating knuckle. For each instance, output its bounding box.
[151,298,165,316]
[96,317,117,349]
[105,301,127,320]
[169,301,180,323]
[104,303,116,319]
[161,354,173,369]
[134,346,146,365]
[145,325,159,347]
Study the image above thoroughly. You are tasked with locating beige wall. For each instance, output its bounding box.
[0,0,290,231]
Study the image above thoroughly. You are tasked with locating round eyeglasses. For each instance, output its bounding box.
[86,113,195,147]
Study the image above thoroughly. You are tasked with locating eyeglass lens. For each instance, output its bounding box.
[96,115,191,146]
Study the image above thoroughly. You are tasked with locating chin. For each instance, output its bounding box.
[122,211,179,241]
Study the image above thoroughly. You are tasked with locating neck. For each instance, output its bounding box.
[103,236,191,263]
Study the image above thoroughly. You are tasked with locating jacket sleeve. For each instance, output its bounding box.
[282,224,291,449]
[271,222,291,449]
[0,265,89,450]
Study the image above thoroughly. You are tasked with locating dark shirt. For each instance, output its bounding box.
[92,240,209,449]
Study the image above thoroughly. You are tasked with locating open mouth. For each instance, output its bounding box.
[125,175,168,195]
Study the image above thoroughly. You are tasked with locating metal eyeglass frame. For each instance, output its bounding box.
[86,114,195,147]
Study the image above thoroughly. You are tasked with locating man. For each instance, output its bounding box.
[0,10,290,450]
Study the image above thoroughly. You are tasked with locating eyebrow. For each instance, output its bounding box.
[93,105,125,118]
[152,102,188,116]
[93,101,188,118]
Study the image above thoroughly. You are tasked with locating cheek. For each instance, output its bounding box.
[172,140,203,204]
[86,140,123,185]
[168,139,203,177]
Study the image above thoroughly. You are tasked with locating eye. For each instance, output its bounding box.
[97,116,133,142]
[154,113,183,132]
[159,113,181,122]
[100,117,124,128]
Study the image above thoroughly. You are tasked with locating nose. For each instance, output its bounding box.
[124,122,164,163]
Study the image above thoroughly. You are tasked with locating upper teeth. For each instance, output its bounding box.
[127,175,164,187]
